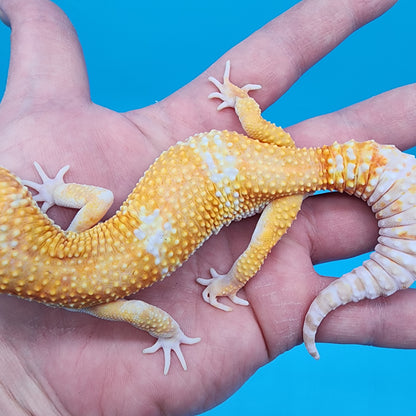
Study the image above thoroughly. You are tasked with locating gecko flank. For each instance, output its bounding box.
[1,61,415,374]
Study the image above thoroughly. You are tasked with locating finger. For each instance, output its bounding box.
[0,6,9,26]
[288,83,416,150]
[125,0,397,136]
[292,193,378,265]
[315,288,416,350]
[280,83,416,265]
[0,0,90,105]
[217,0,398,106]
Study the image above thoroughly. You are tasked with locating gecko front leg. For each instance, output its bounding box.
[209,60,294,147]
[208,60,262,110]
[197,195,304,311]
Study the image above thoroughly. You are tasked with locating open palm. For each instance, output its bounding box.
[0,0,416,415]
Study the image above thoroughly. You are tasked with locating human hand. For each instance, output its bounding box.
[0,0,415,415]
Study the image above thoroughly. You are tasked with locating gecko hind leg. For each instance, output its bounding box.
[83,299,200,375]
[22,162,114,233]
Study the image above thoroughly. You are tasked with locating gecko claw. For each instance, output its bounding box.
[242,83,262,92]
[229,293,249,306]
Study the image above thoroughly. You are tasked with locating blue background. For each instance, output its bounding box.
[0,1,415,415]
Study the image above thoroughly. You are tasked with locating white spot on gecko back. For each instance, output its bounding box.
[347,163,356,180]
[192,132,240,185]
[335,154,344,172]
[134,208,172,266]
[346,147,356,160]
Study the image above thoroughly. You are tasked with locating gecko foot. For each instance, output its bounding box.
[143,329,201,375]
[22,162,69,213]
[196,268,249,312]
[208,60,262,110]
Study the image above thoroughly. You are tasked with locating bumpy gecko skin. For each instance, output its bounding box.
[0,61,415,373]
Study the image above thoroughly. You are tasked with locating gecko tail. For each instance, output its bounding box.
[304,142,416,358]
[303,260,405,358]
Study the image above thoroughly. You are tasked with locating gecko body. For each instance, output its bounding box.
[0,133,324,306]
[1,61,415,373]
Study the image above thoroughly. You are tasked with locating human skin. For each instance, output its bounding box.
[0,0,416,415]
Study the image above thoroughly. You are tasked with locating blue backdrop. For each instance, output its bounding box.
[0,1,415,415]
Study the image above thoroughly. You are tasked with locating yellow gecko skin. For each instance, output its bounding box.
[1,61,416,373]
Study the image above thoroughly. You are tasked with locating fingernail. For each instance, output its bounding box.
[0,9,10,27]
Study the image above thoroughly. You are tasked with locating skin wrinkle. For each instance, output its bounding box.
[278,6,344,78]
[245,288,271,360]
[255,0,397,103]
[0,381,23,414]
[300,193,378,264]
[0,341,68,415]
[290,85,416,150]
[290,198,317,261]
[315,294,389,347]
[346,0,398,28]
[247,236,310,358]
[340,99,397,145]
[277,314,304,352]
[4,6,88,102]
[265,296,300,356]
[367,87,416,148]
[364,296,390,347]
[125,103,183,152]
[69,331,116,414]
[309,286,416,353]
[366,291,416,349]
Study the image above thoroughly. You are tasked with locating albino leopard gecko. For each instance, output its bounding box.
[0,61,415,374]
